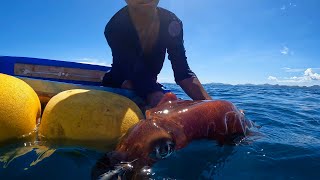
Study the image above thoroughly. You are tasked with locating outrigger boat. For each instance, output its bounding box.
[0,56,167,107]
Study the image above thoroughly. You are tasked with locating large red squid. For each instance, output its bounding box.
[92,93,252,179]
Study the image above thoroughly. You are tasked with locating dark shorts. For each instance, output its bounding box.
[101,72,164,98]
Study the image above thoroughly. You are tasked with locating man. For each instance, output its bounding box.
[102,0,212,107]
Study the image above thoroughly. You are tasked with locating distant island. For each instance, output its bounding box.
[162,82,320,89]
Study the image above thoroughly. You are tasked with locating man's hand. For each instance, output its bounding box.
[146,91,164,108]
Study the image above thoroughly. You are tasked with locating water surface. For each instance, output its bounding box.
[1,84,319,179]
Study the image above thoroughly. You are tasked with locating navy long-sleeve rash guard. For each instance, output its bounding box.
[102,6,196,97]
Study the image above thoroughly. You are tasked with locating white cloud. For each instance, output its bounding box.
[282,67,305,73]
[280,46,289,55]
[75,58,111,66]
[268,68,320,85]
[280,46,294,56]
[280,3,297,11]
[268,76,278,81]
[304,68,320,80]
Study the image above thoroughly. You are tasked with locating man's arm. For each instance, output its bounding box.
[164,16,212,100]
[178,76,212,100]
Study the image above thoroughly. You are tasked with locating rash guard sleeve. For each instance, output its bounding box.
[166,20,196,83]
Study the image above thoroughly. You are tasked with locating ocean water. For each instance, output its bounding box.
[1,84,319,179]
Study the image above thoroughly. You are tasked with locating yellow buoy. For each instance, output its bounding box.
[0,73,41,143]
[38,89,143,146]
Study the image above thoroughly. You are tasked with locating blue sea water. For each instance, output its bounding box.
[1,84,319,179]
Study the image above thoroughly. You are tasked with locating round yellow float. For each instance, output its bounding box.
[39,89,144,146]
[0,73,41,143]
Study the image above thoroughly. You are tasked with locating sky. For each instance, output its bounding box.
[0,0,319,86]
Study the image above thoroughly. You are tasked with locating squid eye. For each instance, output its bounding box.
[149,139,175,160]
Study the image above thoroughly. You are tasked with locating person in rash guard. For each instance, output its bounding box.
[102,0,212,107]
